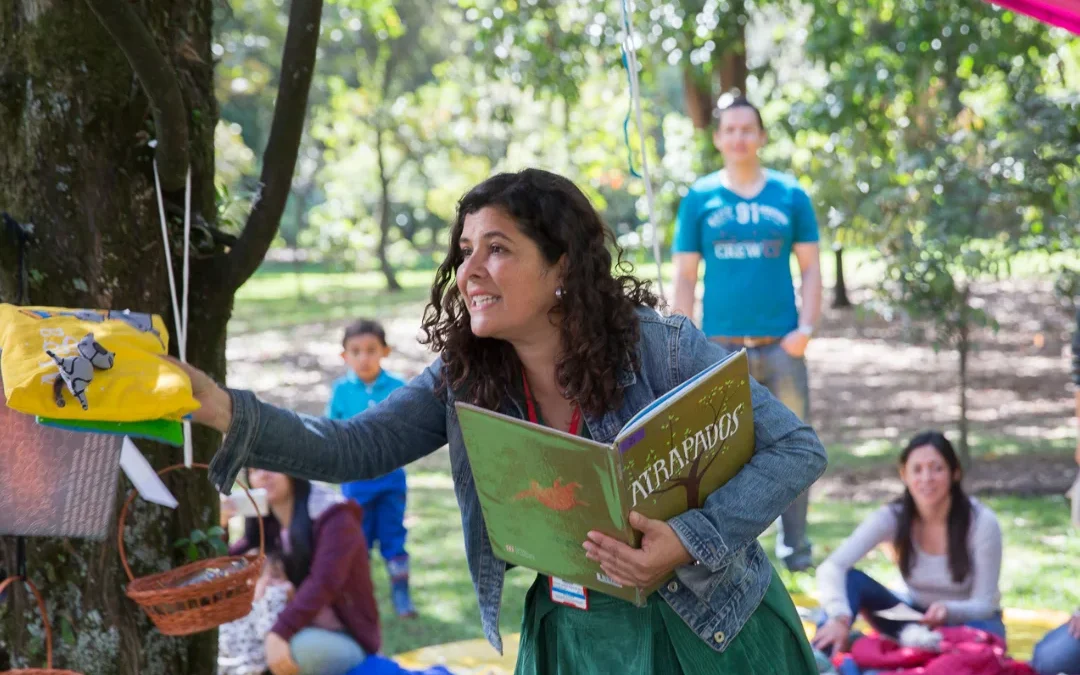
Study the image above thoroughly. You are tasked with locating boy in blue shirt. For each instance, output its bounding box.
[327,318,417,618]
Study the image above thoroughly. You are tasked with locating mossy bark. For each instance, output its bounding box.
[0,1,230,673]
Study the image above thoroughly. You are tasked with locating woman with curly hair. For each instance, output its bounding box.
[180,168,827,674]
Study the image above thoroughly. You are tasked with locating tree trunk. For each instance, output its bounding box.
[682,66,714,130]
[291,186,312,300]
[0,2,223,673]
[832,246,852,308]
[957,288,971,466]
[0,0,320,670]
[374,129,402,293]
[717,37,748,96]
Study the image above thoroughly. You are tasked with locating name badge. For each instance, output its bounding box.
[549,577,589,610]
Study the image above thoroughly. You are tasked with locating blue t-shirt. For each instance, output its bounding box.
[672,169,819,338]
[326,369,408,497]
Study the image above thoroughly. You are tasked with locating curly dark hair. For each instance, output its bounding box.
[419,168,660,416]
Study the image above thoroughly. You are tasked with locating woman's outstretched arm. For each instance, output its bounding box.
[176,357,449,494]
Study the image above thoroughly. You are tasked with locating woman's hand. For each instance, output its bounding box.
[265,632,300,675]
[921,602,948,626]
[163,356,233,433]
[1068,610,1080,639]
[812,616,851,654]
[583,511,694,588]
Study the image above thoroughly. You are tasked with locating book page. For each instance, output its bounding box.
[617,348,742,440]
[874,603,926,622]
[455,402,643,603]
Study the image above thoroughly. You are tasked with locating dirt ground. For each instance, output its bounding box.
[226,277,1078,497]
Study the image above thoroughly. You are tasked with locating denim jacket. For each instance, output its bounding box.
[209,307,827,654]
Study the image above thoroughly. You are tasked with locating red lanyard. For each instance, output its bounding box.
[521,368,581,436]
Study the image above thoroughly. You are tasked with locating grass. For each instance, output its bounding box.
[230,269,433,334]
[365,469,532,656]
[368,460,1079,658]
[823,434,1078,472]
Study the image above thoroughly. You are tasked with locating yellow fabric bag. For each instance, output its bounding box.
[0,304,200,422]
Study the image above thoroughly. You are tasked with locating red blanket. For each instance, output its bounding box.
[847,627,1036,675]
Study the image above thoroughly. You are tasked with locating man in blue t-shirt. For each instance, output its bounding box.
[671,97,823,572]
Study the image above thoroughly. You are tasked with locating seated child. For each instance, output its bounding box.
[327,319,416,618]
[218,555,292,675]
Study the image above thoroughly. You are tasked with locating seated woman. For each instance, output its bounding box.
[181,168,828,675]
[222,469,380,675]
[813,430,1004,655]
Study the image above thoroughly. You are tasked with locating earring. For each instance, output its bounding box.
[555,287,564,299]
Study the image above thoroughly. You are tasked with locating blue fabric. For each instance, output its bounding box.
[210,307,828,655]
[739,341,812,570]
[1031,619,1080,675]
[290,627,367,675]
[344,655,455,675]
[838,569,1007,641]
[672,169,820,338]
[842,569,917,640]
[359,487,408,561]
[328,370,409,496]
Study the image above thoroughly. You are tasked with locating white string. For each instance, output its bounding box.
[153,160,193,467]
[181,169,192,468]
[620,0,666,303]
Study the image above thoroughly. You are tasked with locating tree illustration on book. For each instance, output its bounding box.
[624,378,744,512]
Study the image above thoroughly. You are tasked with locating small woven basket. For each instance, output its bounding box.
[117,463,265,636]
[0,576,83,675]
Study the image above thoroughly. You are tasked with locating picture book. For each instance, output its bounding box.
[455,348,755,606]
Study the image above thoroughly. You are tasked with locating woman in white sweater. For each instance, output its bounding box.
[812,430,1004,654]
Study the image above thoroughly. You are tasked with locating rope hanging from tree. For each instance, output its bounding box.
[153,160,194,468]
[619,0,667,302]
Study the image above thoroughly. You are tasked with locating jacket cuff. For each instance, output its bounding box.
[270,615,300,642]
[668,510,730,573]
[208,389,260,495]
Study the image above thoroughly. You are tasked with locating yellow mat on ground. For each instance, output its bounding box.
[394,596,1068,673]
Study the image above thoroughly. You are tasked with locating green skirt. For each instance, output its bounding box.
[514,567,816,675]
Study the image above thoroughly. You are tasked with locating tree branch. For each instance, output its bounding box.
[227,0,324,291]
[83,0,189,191]
[700,436,729,476]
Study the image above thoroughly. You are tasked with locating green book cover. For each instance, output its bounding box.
[455,348,755,606]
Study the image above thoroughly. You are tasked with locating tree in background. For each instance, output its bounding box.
[797,0,1080,460]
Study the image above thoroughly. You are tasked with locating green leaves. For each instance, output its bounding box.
[174,527,229,563]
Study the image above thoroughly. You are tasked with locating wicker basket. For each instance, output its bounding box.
[0,576,83,675]
[117,463,265,636]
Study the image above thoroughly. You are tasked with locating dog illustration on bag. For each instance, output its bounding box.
[45,332,115,411]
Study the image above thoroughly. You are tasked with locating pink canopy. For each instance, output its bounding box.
[984,0,1080,34]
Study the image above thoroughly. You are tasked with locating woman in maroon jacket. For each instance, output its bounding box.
[228,469,380,675]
